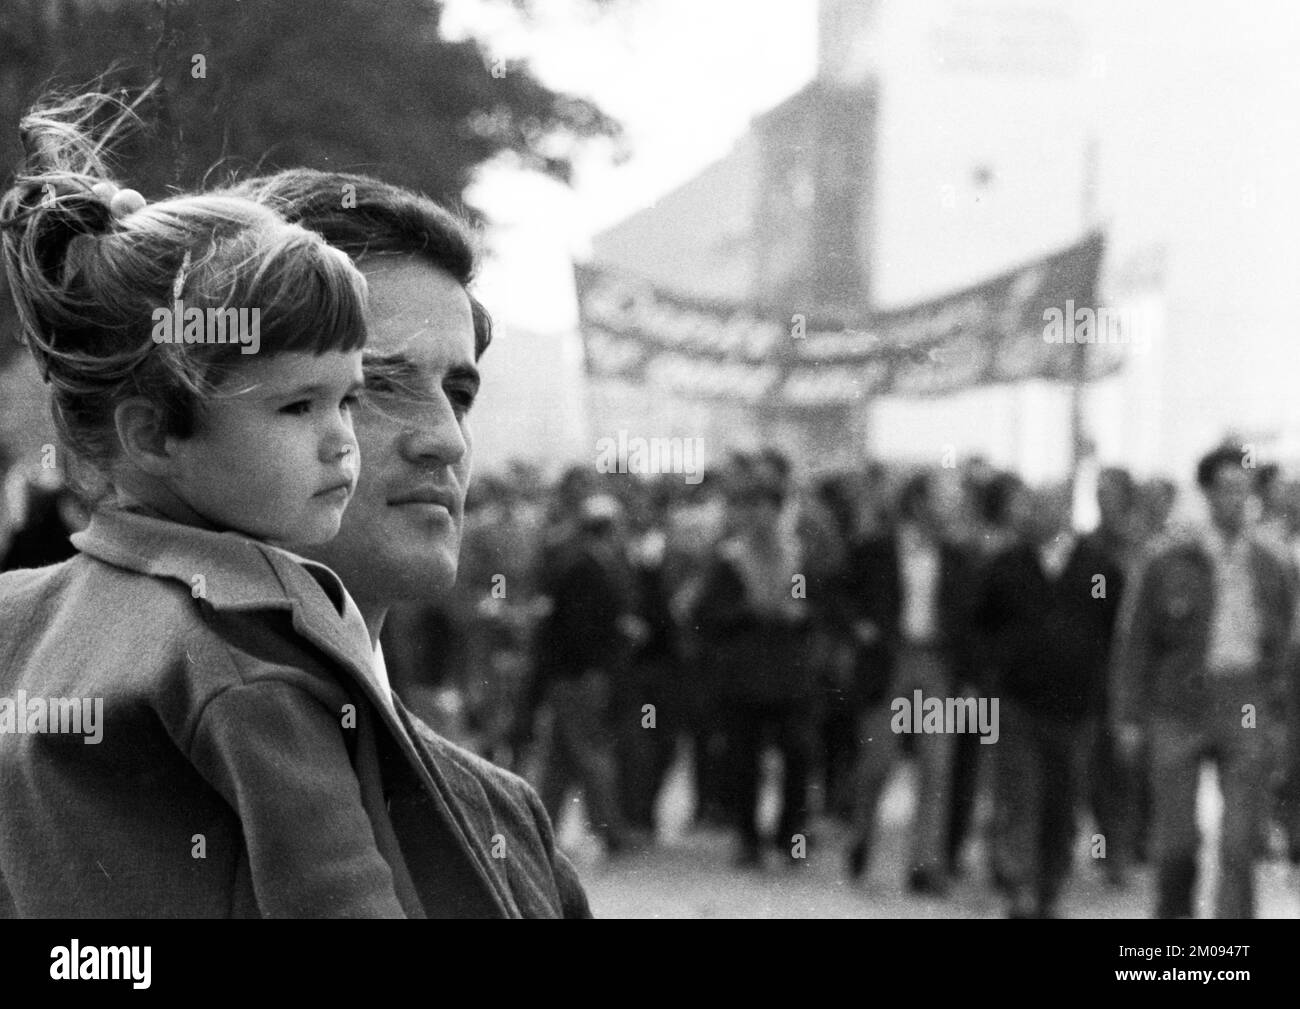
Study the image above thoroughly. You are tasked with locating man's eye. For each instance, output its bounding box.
[449,387,476,414]
[280,401,312,416]
[364,375,397,394]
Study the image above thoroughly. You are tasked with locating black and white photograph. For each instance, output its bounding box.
[0,0,1294,980]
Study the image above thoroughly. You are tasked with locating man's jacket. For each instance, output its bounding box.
[972,536,1125,722]
[835,531,977,707]
[0,507,589,918]
[1111,527,1295,727]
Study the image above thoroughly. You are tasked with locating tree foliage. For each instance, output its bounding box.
[0,0,622,368]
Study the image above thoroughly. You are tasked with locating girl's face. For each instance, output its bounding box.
[167,350,364,545]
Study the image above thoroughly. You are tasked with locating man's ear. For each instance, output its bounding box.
[113,398,181,477]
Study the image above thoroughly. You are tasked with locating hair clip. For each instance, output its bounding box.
[89,181,145,219]
[171,249,191,303]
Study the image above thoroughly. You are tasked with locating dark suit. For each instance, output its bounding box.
[529,534,632,846]
[693,542,813,860]
[973,534,1124,914]
[840,528,976,880]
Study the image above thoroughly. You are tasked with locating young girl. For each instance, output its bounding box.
[0,89,441,917]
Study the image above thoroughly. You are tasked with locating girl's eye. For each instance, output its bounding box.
[280,401,312,416]
[341,392,363,410]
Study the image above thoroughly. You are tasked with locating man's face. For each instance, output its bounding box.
[1031,486,1073,543]
[1205,464,1252,535]
[300,257,479,612]
[1096,474,1131,531]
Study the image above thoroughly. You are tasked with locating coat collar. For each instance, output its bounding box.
[73,506,516,917]
[73,506,376,683]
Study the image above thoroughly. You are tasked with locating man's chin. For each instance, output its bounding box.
[299,538,457,606]
[378,553,459,604]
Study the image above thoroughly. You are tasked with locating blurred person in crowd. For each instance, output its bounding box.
[523,492,637,855]
[1124,473,1180,859]
[1082,466,1139,885]
[1137,477,1178,542]
[842,471,975,895]
[538,464,599,571]
[693,454,814,867]
[0,468,87,573]
[973,481,1124,917]
[813,472,868,820]
[943,467,1025,881]
[1276,479,1300,862]
[616,477,685,834]
[1112,445,1294,917]
[662,468,731,827]
[930,467,984,880]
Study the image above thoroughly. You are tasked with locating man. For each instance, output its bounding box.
[842,471,975,894]
[1082,467,1138,884]
[973,482,1124,918]
[1113,445,1294,918]
[525,492,635,854]
[230,169,590,917]
[693,454,814,868]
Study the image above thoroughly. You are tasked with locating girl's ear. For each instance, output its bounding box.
[113,398,179,477]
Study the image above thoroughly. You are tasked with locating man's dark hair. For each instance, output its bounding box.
[1097,465,1137,509]
[897,472,933,522]
[1255,462,1280,494]
[222,169,492,359]
[1196,444,1247,490]
[979,471,1024,527]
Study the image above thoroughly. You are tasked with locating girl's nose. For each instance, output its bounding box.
[322,424,360,465]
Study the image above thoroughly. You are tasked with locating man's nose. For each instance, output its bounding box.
[400,395,468,466]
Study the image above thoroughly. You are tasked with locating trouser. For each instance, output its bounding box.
[538,672,624,844]
[850,645,954,878]
[1089,717,1135,868]
[720,697,814,854]
[616,658,680,830]
[1273,650,1300,854]
[1148,677,1271,919]
[821,690,859,819]
[946,725,983,872]
[991,698,1088,912]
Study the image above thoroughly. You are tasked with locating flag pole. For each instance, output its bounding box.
[1070,134,1101,494]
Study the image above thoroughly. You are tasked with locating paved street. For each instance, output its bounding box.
[553,754,1300,919]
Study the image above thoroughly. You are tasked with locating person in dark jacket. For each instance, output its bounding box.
[973,481,1125,917]
[1081,466,1137,884]
[616,482,685,833]
[526,493,635,854]
[842,471,977,893]
[0,473,84,573]
[693,456,813,867]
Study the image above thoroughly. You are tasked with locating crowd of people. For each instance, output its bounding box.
[323,442,1295,918]
[3,440,1297,918]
